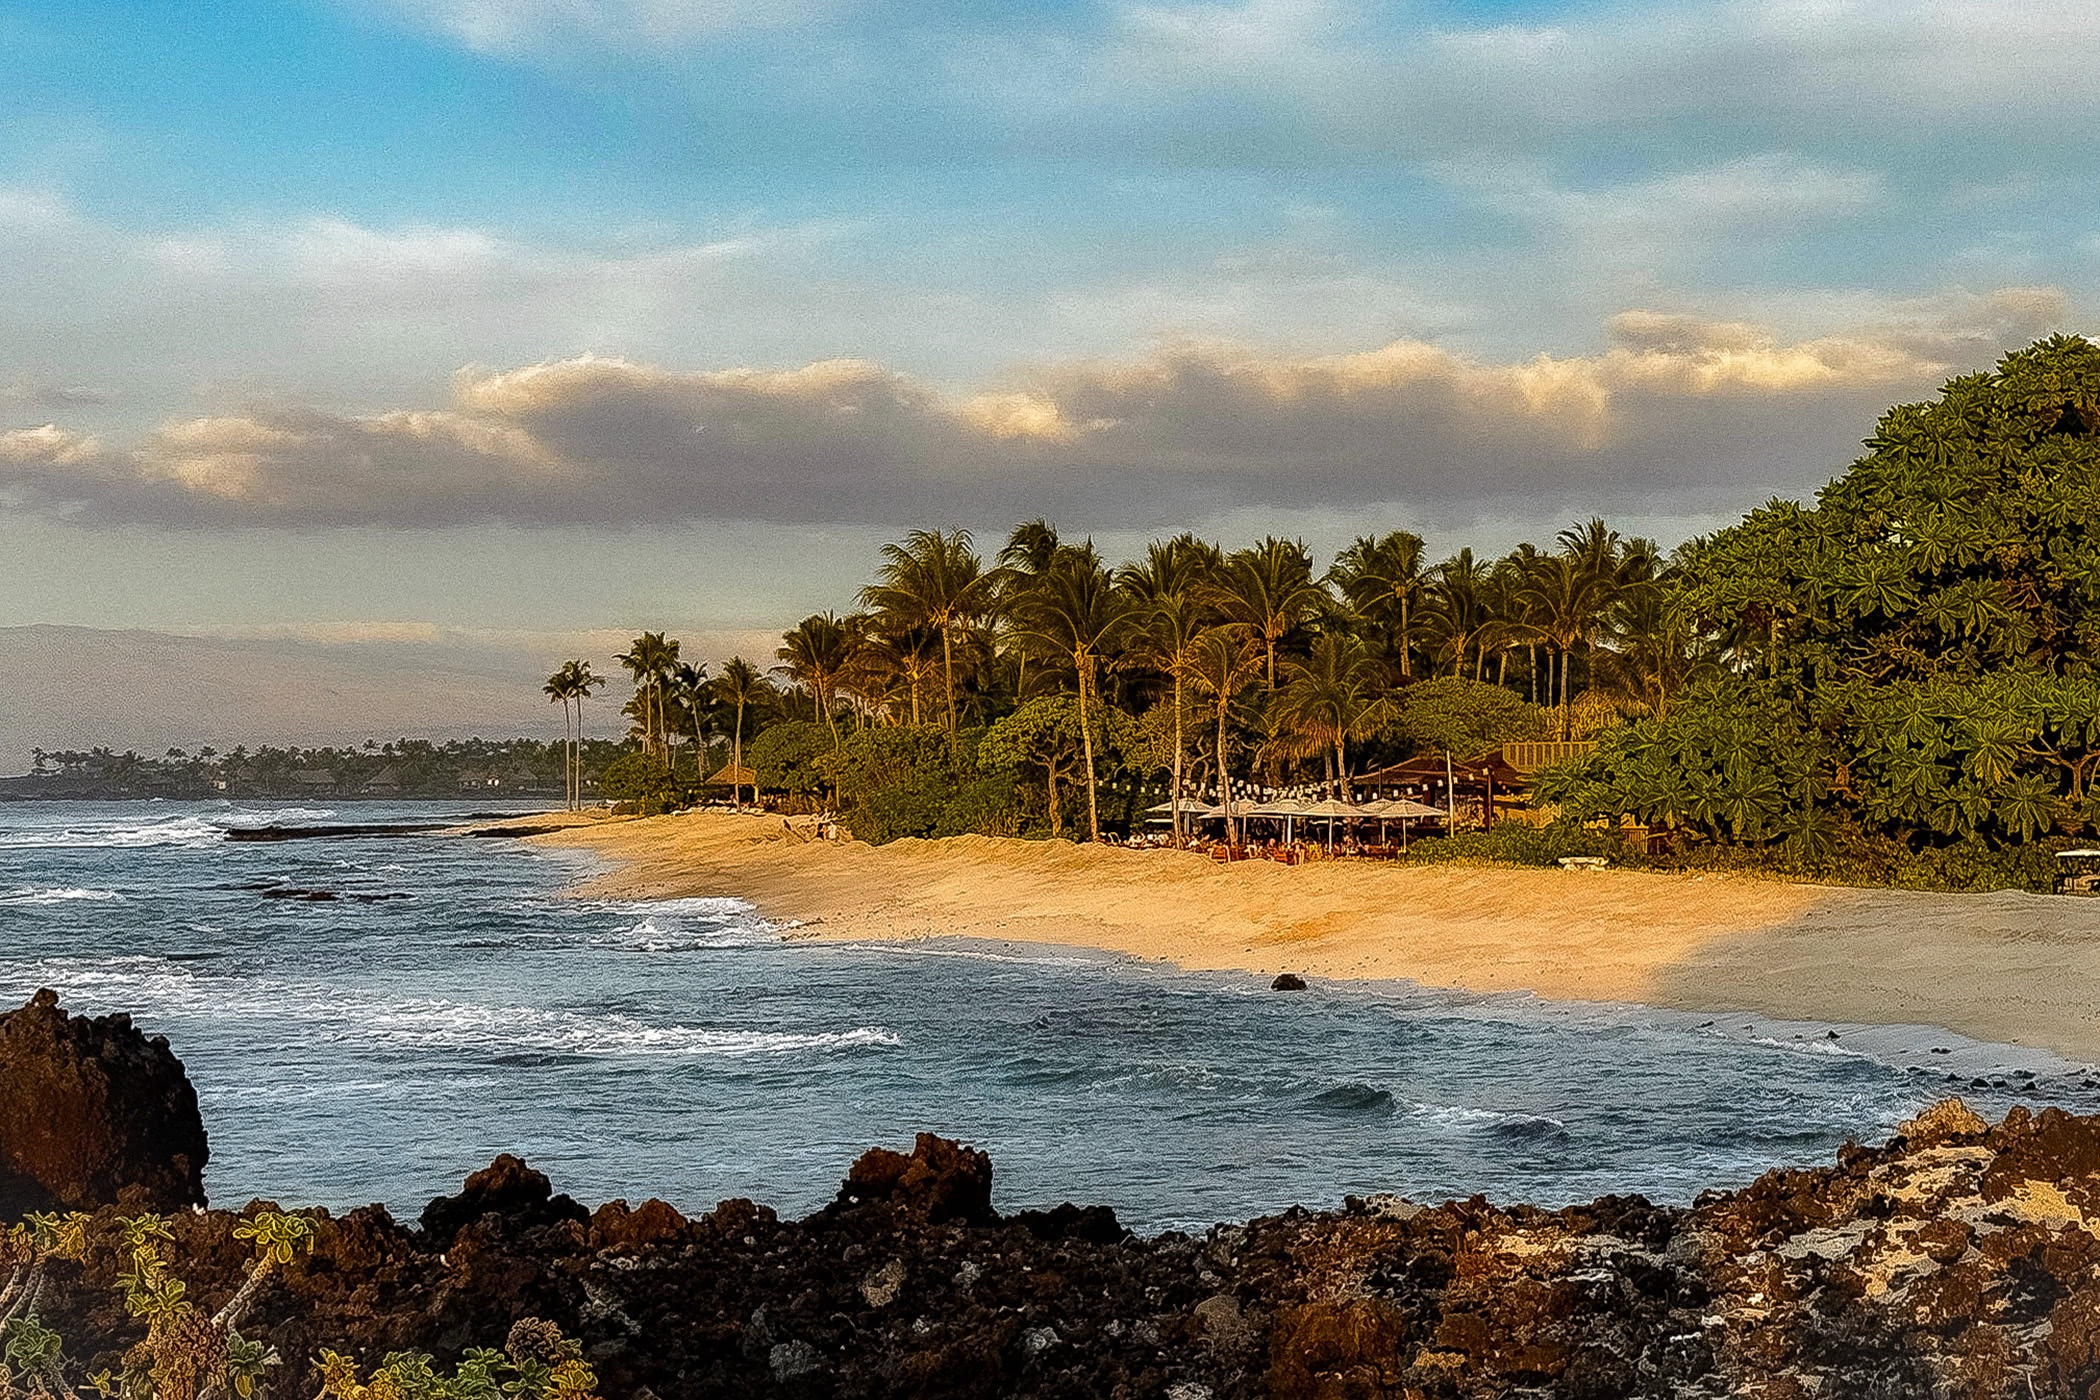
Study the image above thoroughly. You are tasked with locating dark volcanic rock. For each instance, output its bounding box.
[21,1039,2100,1400]
[419,1152,590,1244]
[0,988,207,1219]
[838,1132,996,1225]
[1271,973,1308,991]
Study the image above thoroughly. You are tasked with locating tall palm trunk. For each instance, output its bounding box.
[1559,650,1572,739]
[941,628,958,734]
[1079,662,1101,842]
[733,698,746,809]
[1399,592,1411,680]
[1216,701,1236,848]
[1171,671,1186,846]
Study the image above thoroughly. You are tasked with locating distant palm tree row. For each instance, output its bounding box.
[546,518,1700,833]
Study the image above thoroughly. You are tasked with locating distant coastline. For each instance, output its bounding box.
[526,809,2100,1066]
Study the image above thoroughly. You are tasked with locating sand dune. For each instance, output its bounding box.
[530,812,2100,1064]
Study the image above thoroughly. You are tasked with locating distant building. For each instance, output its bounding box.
[289,769,337,790]
[362,765,406,794]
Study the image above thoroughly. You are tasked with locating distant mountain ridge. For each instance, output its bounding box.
[0,624,573,777]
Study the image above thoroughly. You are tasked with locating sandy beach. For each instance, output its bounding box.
[526,811,2100,1064]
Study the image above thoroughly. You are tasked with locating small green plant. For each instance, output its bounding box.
[1,1210,97,1397]
[313,1319,599,1400]
[0,1210,596,1400]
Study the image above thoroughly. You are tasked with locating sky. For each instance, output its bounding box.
[2,0,2095,708]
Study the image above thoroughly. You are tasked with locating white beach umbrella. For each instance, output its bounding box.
[1245,796,1309,841]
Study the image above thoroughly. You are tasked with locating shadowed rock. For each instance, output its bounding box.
[838,1132,995,1225]
[418,1153,589,1245]
[0,988,207,1219]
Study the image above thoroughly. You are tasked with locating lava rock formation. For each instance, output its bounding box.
[0,988,208,1218]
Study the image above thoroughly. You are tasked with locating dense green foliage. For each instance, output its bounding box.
[597,752,677,815]
[747,720,833,797]
[1394,678,1553,758]
[1546,337,2100,883]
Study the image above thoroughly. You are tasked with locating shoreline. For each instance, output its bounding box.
[522,809,2100,1066]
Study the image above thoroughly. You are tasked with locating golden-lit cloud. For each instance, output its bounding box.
[0,296,2063,529]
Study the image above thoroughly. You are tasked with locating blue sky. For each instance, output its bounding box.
[1,0,2094,659]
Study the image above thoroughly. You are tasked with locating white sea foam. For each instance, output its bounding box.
[0,886,123,906]
[345,1001,900,1057]
[217,807,336,827]
[580,894,779,952]
[0,816,225,850]
[0,954,896,1060]
[1407,1102,1567,1133]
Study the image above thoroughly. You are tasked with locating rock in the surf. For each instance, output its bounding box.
[1271,972,1308,991]
[0,988,208,1218]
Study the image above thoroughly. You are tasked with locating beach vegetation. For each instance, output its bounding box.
[1394,679,1554,762]
[980,695,1137,839]
[748,720,833,800]
[598,752,678,816]
[1544,336,2100,887]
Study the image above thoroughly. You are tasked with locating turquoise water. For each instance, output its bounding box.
[1,800,2087,1231]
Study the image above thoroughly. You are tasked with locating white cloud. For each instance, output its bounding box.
[369,0,841,53]
[0,423,99,468]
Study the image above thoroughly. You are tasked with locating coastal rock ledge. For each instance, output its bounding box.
[14,1100,2100,1396]
[0,988,208,1218]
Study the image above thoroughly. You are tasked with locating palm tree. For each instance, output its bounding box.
[848,621,942,726]
[1184,626,1263,848]
[1327,531,1427,681]
[670,662,711,777]
[617,633,680,759]
[543,661,607,809]
[570,660,605,804]
[1421,549,1493,678]
[776,613,860,748]
[1276,634,1395,798]
[1517,554,1612,733]
[1010,557,1131,842]
[1117,536,1219,845]
[1207,537,1324,695]
[995,520,1064,700]
[543,664,579,809]
[860,528,997,734]
[712,656,771,809]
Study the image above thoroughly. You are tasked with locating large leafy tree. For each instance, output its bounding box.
[1557,336,2100,857]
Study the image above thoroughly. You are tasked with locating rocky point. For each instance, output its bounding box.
[10,992,2100,1396]
[0,988,207,1219]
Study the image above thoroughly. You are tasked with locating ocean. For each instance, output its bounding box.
[2,799,2090,1233]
